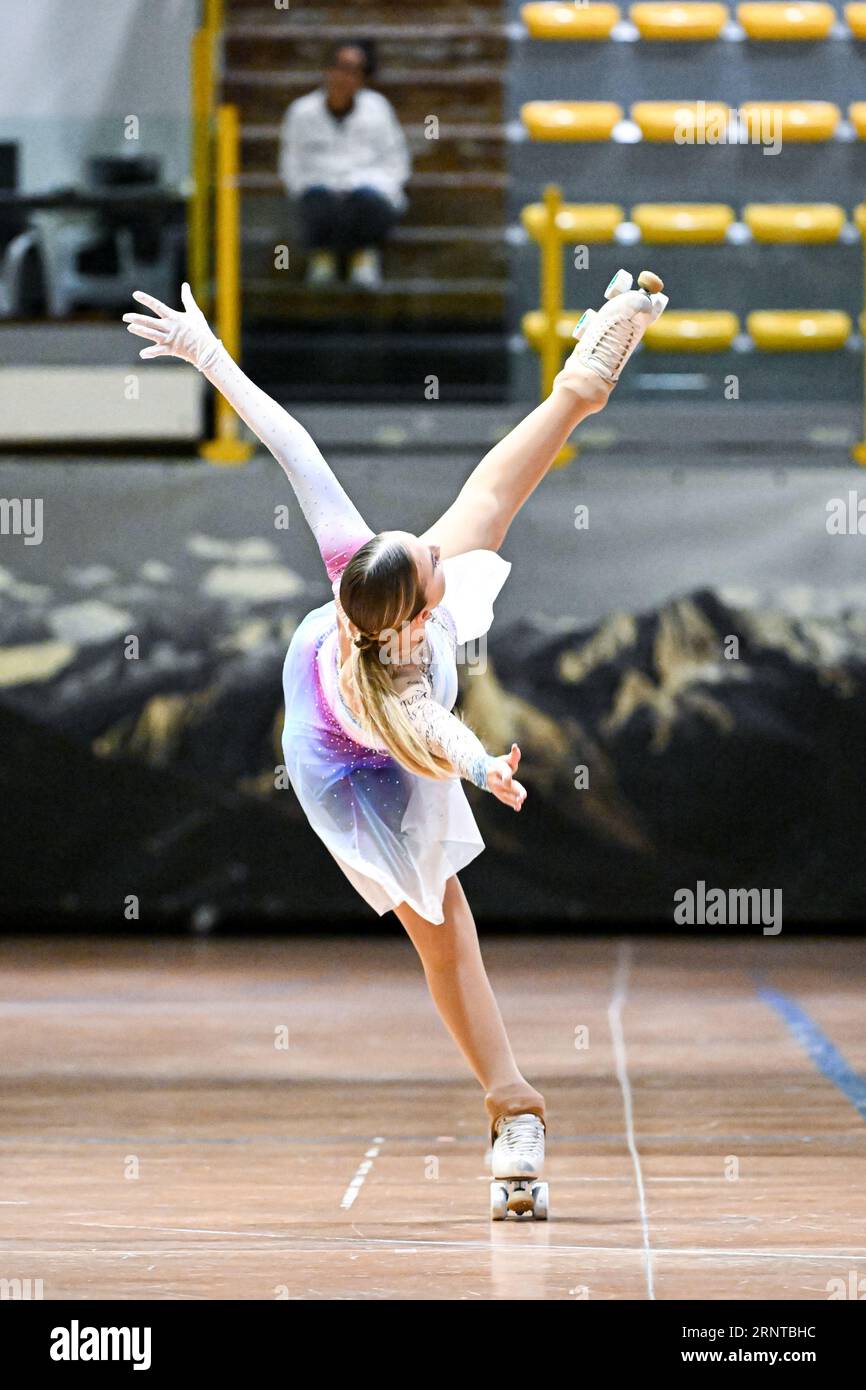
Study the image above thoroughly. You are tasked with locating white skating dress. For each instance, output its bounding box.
[282,547,511,924]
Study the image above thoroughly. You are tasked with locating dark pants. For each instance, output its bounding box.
[297,186,400,255]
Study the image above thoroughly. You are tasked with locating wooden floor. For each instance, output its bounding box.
[1,934,864,1301]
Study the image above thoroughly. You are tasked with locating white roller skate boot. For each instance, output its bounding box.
[489,1112,548,1221]
[557,269,669,390]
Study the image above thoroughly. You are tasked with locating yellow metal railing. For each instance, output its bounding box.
[200,104,254,464]
[188,0,224,315]
[522,184,620,463]
[524,184,866,466]
[538,185,565,401]
[189,0,252,463]
[522,185,629,398]
[853,204,866,465]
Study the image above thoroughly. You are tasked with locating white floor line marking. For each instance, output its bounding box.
[30,1230,866,1262]
[73,1222,272,1238]
[340,1136,385,1210]
[609,939,655,1300]
[474,1175,741,1183]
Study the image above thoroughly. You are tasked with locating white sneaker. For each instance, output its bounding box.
[565,269,669,386]
[490,1112,545,1180]
[348,247,382,290]
[305,251,338,288]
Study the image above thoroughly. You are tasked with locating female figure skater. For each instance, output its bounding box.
[123,269,667,1219]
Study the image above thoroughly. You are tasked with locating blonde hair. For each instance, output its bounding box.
[339,535,457,781]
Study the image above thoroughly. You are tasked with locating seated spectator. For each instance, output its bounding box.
[278,39,411,290]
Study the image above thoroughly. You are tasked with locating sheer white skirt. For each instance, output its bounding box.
[280,549,511,924]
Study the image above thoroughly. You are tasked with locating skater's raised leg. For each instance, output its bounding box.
[420,269,668,560]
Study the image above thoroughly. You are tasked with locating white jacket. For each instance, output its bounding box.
[278,88,411,213]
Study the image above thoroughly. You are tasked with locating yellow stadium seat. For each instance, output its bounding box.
[845,4,866,36]
[747,310,852,350]
[631,101,731,142]
[854,203,866,234]
[739,101,839,141]
[743,203,846,242]
[521,101,624,141]
[521,2,622,38]
[849,103,866,137]
[522,310,584,349]
[740,101,840,141]
[644,311,740,351]
[629,3,730,39]
[522,203,624,242]
[737,2,835,39]
[631,203,735,242]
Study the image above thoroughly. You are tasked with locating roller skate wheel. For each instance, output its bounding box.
[507,1183,536,1217]
[490,1178,550,1220]
[572,307,596,341]
[638,270,664,294]
[604,269,634,299]
[490,1181,509,1220]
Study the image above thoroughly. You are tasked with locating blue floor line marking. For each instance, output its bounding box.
[758,986,866,1124]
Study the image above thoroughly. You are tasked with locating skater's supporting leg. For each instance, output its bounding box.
[394,875,545,1139]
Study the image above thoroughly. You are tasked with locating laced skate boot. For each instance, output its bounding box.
[489,1111,549,1221]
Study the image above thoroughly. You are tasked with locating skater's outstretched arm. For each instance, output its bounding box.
[394,674,526,808]
[419,370,609,559]
[123,285,375,581]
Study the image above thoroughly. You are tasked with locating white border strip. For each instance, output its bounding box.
[339,1137,385,1211]
[609,940,655,1299]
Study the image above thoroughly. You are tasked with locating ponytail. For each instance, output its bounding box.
[339,533,463,781]
[349,637,455,781]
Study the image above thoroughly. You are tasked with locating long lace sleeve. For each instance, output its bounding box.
[200,345,375,581]
[397,679,495,791]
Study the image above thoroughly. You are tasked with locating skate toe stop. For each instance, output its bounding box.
[638,270,664,294]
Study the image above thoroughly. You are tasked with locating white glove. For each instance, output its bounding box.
[122,282,222,372]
